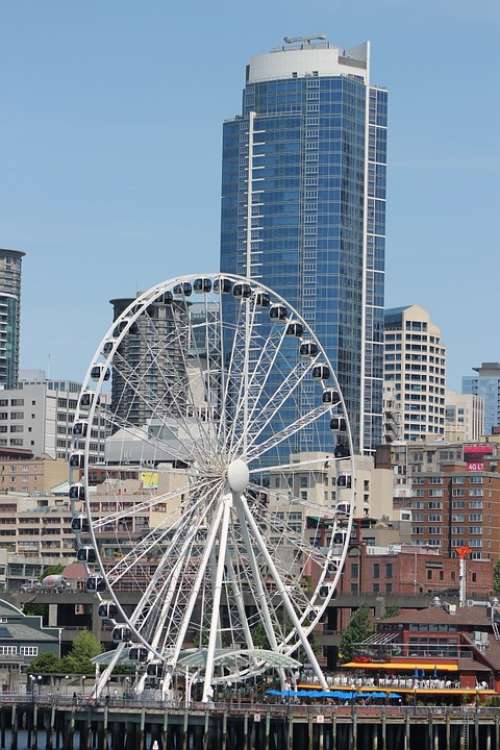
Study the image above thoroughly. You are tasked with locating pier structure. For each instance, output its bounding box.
[0,697,497,749]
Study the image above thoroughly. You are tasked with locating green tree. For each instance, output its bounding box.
[27,652,63,674]
[339,606,374,663]
[383,605,400,619]
[23,603,49,620]
[61,631,102,675]
[494,560,500,595]
[39,564,64,581]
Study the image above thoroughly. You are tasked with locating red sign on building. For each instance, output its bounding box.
[464,444,492,472]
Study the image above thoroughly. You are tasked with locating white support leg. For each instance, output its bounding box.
[233,495,286,689]
[92,643,125,699]
[162,500,225,698]
[238,492,328,690]
[225,540,255,655]
[202,495,232,702]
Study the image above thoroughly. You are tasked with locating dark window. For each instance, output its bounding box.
[351,563,359,578]
[373,564,380,579]
[427,569,432,580]
[386,563,393,578]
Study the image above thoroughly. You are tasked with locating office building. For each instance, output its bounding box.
[445,390,484,443]
[264,451,393,524]
[384,305,446,442]
[220,35,388,454]
[463,363,500,435]
[0,372,108,462]
[0,249,25,389]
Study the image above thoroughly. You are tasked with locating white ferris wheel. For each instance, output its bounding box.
[69,273,355,702]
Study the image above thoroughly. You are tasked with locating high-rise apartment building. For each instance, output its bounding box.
[445,390,484,443]
[463,363,500,436]
[110,296,188,429]
[0,249,25,389]
[384,305,446,442]
[220,36,388,454]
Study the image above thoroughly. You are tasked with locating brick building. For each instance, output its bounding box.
[408,465,500,559]
[338,543,493,599]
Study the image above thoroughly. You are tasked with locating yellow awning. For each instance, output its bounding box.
[341,661,458,672]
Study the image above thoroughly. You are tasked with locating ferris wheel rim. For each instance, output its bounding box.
[71,271,356,684]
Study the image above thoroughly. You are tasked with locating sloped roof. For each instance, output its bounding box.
[380,606,490,627]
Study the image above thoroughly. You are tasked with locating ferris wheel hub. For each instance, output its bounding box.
[227,459,250,493]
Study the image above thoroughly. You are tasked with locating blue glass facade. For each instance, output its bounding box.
[463,364,500,435]
[220,43,387,453]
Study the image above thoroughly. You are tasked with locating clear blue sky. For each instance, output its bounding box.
[1,0,498,389]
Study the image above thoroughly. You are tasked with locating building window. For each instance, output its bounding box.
[19,646,38,656]
[386,564,393,578]
[373,564,380,579]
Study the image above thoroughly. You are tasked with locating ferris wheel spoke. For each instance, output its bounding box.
[231,496,286,687]
[165,497,227,674]
[242,354,322,453]
[229,324,289,457]
[142,483,223,635]
[225,538,255,655]
[221,295,259,456]
[115,313,212,463]
[237,491,327,689]
[246,402,332,462]
[178,297,223,430]
[248,455,337,475]
[202,494,232,702]
[91,479,200,531]
[116,323,212,464]
[135,485,223,649]
[129,490,221,639]
[217,299,247,445]
[104,480,216,584]
[248,496,332,574]
[100,406,202,466]
[163,303,217,457]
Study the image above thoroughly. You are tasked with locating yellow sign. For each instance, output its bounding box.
[140,471,159,489]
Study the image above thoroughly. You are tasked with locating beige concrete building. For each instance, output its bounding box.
[0,450,68,494]
[445,389,484,442]
[264,451,394,524]
[384,305,447,442]
[382,381,403,443]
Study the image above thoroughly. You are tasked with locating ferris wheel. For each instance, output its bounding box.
[69,273,355,701]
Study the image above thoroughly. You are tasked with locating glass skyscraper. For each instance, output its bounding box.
[463,362,500,435]
[0,249,25,389]
[220,37,387,453]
